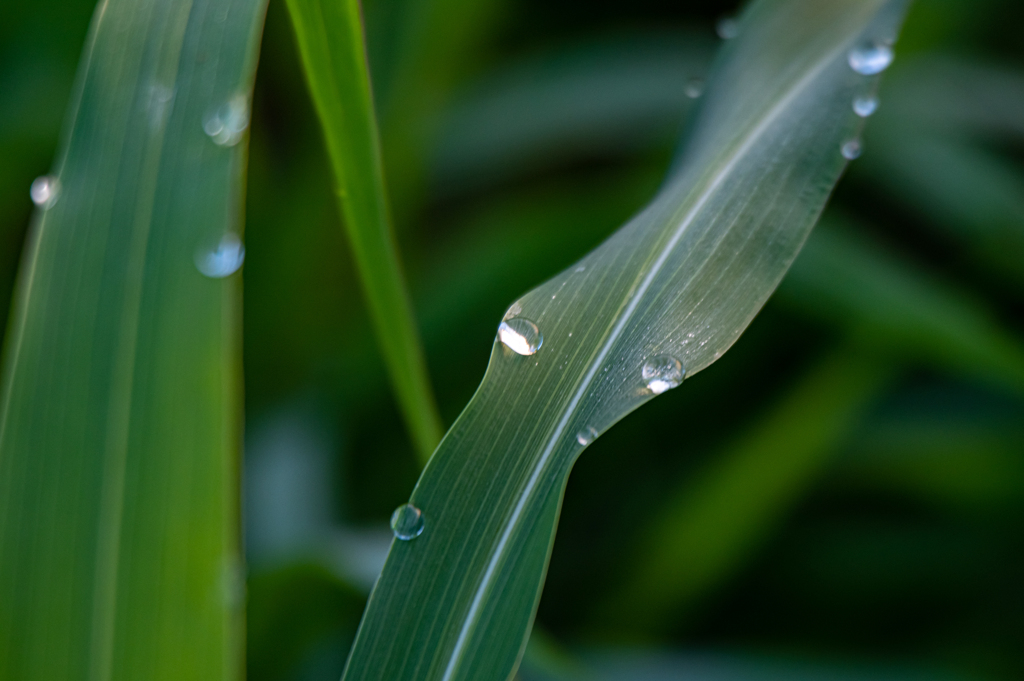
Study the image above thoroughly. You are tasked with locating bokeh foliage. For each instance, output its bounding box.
[1,0,1023,679]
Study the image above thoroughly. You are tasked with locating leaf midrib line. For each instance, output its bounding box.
[438,32,855,681]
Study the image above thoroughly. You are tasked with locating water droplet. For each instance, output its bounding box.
[716,16,739,39]
[498,318,543,356]
[684,77,705,99]
[146,83,175,128]
[203,94,249,146]
[575,265,586,273]
[30,176,59,208]
[847,41,894,75]
[642,355,685,394]
[841,139,862,160]
[576,426,598,446]
[390,503,424,541]
[852,95,878,117]
[195,233,245,277]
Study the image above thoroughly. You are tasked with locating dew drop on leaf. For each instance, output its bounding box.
[685,77,705,99]
[498,318,543,356]
[30,176,60,208]
[852,95,878,117]
[847,41,894,75]
[195,233,245,278]
[576,426,599,446]
[391,504,425,541]
[642,355,685,394]
[203,94,249,147]
[841,139,862,160]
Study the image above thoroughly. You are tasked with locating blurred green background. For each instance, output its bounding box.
[2,0,1023,679]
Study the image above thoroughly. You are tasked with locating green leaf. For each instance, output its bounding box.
[341,1,908,679]
[779,217,1024,391]
[284,0,443,462]
[0,0,267,678]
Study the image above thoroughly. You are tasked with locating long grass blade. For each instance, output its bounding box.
[341,1,909,679]
[284,0,443,463]
[0,0,267,678]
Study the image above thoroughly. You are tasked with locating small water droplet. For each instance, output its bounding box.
[146,83,175,128]
[841,139,862,160]
[498,318,543,356]
[196,233,245,277]
[391,503,424,540]
[575,265,586,273]
[203,94,249,147]
[847,41,894,75]
[685,77,704,99]
[642,355,685,394]
[852,95,878,117]
[576,426,598,446]
[30,176,60,208]
[716,16,739,39]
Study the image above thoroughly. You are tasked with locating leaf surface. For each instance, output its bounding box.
[285,0,443,462]
[342,1,908,680]
[0,0,267,678]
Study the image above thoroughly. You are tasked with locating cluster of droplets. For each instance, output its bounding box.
[391,503,425,541]
[195,233,245,278]
[841,40,895,161]
[30,176,60,209]
[203,94,249,147]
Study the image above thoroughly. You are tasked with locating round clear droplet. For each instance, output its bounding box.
[716,16,739,40]
[847,41,894,75]
[576,426,599,446]
[195,233,245,278]
[203,94,250,147]
[390,503,425,541]
[852,95,878,117]
[841,139,862,160]
[498,317,543,356]
[30,176,60,209]
[642,355,685,394]
[684,77,705,99]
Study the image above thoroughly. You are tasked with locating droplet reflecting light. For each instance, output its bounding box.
[196,233,245,278]
[852,95,878,117]
[841,139,862,160]
[498,318,543,356]
[576,426,598,446]
[203,94,249,147]
[391,503,425,541]
[30,176,60,208]
[642,355,685,394]
[848,41,894,75]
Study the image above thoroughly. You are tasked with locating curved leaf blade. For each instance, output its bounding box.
[0,0,267,678]
[342,1,908,680]
[284,0,444,463]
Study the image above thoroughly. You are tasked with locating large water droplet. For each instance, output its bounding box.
[30,176,60,208]
[847,41,894,75]
[716,16,739,40]
[576,426,599,446]
[498,318,543,356]
[203,94,249,147]
[642,355,685,394]
[390,503,425,541]
[852,95,878,117]
[195,233,245,278]
[685,77,705,99]
[841,139,862,160]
